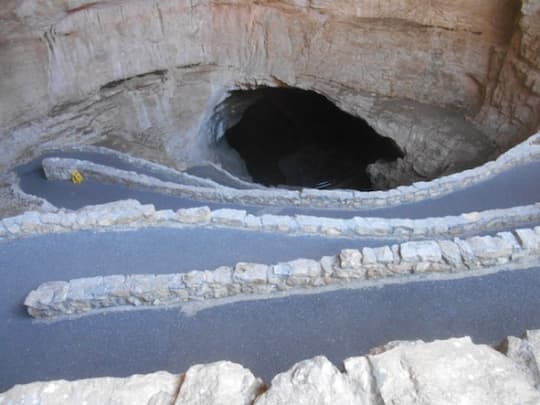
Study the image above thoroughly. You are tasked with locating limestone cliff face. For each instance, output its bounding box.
[0,0,538,184]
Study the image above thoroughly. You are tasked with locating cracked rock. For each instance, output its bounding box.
[0,372,181,405]
[400,240,442,262]
[498,330,540,389]
[254,356,364,405]
[176,361,264,405]
[366,337,540,405]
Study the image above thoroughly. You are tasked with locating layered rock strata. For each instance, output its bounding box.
[2,331,540,404]
[1,1,539,186]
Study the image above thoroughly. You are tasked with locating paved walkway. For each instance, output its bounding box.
[15,153,540,218]
[1,228,539,390]
[2,151,540,391]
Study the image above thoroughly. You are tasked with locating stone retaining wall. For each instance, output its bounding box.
[66,144,266,190]
[24,226,540,319]
[44,144,263,190]
[2,199,540,242]
[2,331,540,404]
[42,131,540,209]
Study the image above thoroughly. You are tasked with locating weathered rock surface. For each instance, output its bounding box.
[174,361,264,405]
[254,356,366,404]
[255,336,540,405]
[1,0,539,187]
[0,371,181,405]
[364,337,540,405]
[4,333,540,404]
[498,330,540,389]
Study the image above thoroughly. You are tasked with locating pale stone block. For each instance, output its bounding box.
[351,217,369,235]
[233,263,268,284]
[25,281,69,309]
[244,214,262,230]
[400,241,442,262]
[284,259,322,286]
[256,356,364,405]
[374,246,395,263]
[287,259,322,278]
[154,209,176,222]
[210,266,233,285]
[496,232,522,255]
[295,215,321,233]
[211,209,247,227]
[19,211,42,233]
[454,238,479,268]
[319,256,337,278]
[2,217,21,234]
[468,235,513,261]
[182,270,208,288]
[68,277,105,300]
[362,247,378,264]
[103,275,129,297]
[339,249,363,269]
[261,214,296,232]
[514,229,540,252]
[319,217,348,236]
[176,206,211,224]
[175,361,263,405]
[365,220,393,236]
[391,218,415,236]
[437,240,463,268]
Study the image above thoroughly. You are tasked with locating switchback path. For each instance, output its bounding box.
[14,152,540,218]
[2,151,540,392]
[1,227,539,391]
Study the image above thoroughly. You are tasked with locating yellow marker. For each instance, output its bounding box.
[71,170,84,184]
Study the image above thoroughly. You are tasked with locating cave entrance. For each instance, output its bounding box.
[219,87,404,191]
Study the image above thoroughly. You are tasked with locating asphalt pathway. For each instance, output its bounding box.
[0,228,394,390]
[1,227,539,390]
[15,153,540,218]
[3,152,540,391]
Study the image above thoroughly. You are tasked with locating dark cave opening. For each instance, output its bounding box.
[222,87,404,191]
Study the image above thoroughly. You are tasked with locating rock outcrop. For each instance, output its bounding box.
[1,0,539,187]
[2,332,540,404]
[498,329,540,390]
[0,371,181,405]
[174,362,264,405]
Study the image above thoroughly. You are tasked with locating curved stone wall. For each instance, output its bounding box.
[2,197,540,242]
[23,225,540,319]
[38,130,540,209]
[1,0,539,182]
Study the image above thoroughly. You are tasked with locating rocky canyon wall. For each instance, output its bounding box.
[0,0,539,185]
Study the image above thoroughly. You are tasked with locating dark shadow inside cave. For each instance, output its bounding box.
[222,87,404,191]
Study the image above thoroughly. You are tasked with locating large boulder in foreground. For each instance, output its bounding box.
[255,336,540,405]
[360,337,540,405]
[2,332,540,404]
[174,361,264,405]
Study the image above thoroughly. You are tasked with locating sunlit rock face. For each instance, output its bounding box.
[0,0,538,188]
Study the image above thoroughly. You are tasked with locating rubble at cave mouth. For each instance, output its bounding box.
[220,88,404,191]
